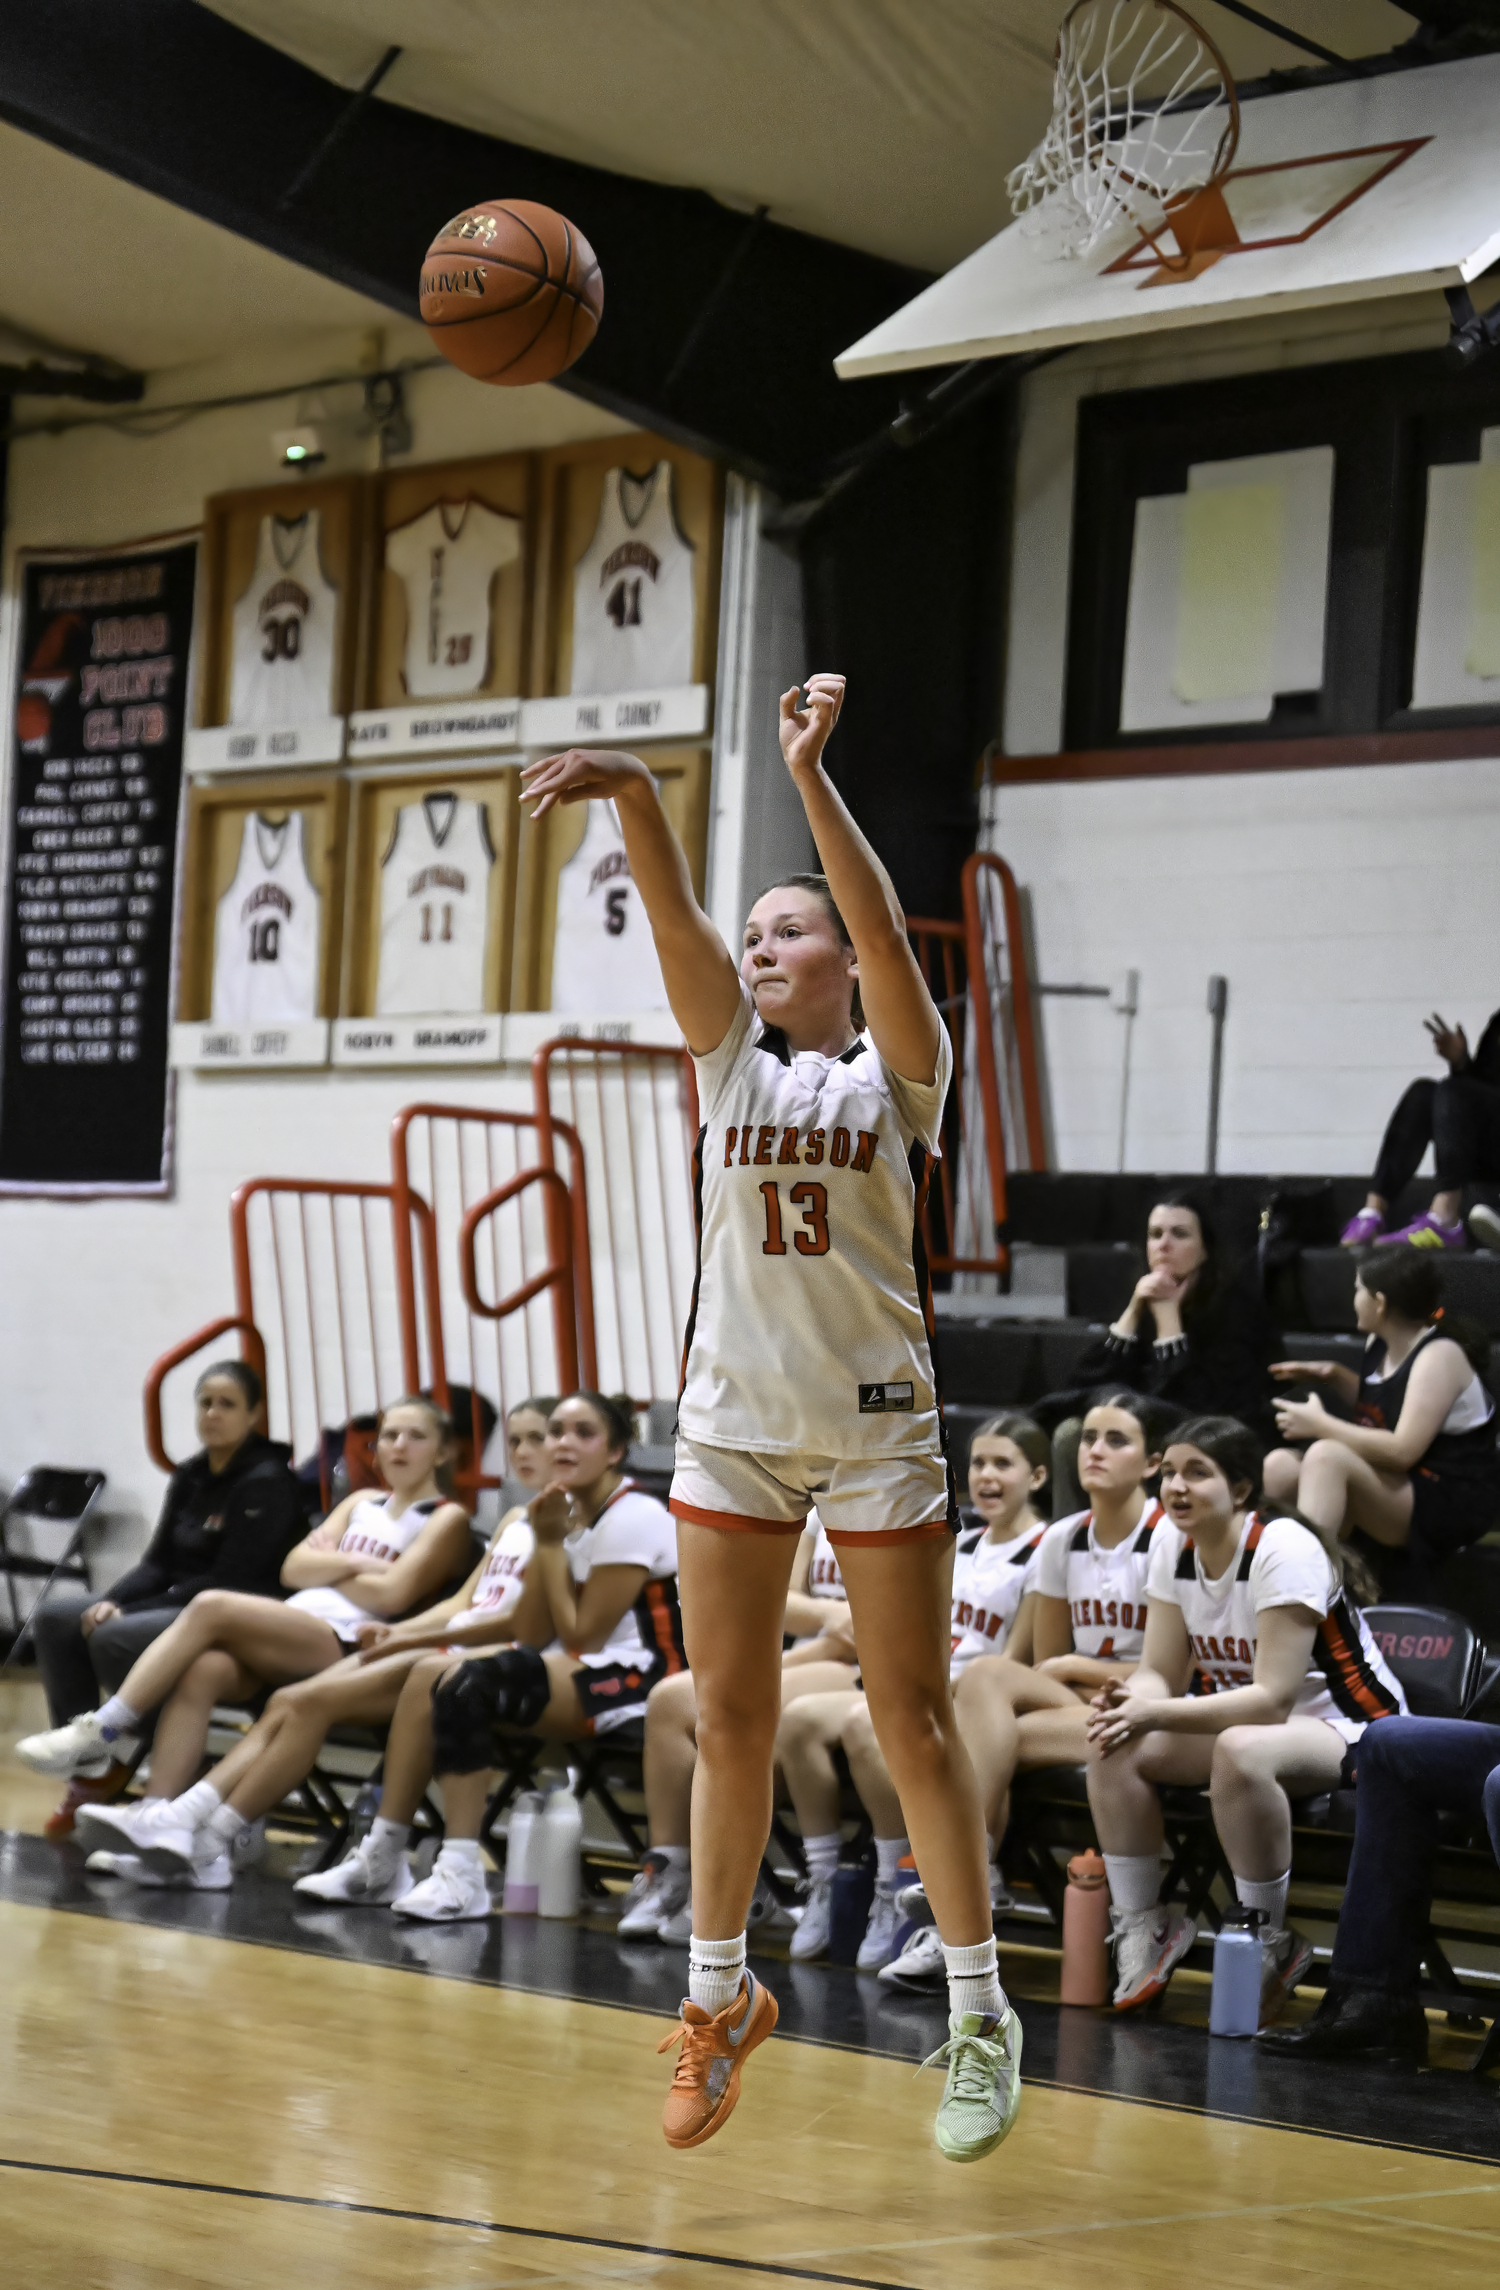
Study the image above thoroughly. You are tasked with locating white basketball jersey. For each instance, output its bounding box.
[1146,1513,1406,1743]
[949,1519,1047,1676]
[375,792,494,1016]
[285,1493,439,1641]
[384,499,522,699]
[1034,1500,1165,1661]
[807,1511,845,1600]
[229,511,339,725]
[549,800,669,1014]
[569,462,696,693]
[469,1515,534,1619]
[210,812,321,1025]
[678,984,955,1461]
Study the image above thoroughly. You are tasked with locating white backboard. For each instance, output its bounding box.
[836,55,1500,379]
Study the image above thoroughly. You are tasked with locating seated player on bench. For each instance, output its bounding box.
[32,1357,309,1839]
[778,1412,1050,1980]
[1265,1246,1499,1595]
[385,1390,682,1924]
[15,1395,476,1882]
[76,1397,556,1892]
[617,1509,859,1943]
[1085,1416,1405,2027]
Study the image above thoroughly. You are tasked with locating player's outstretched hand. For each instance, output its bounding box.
[779,673,845,777]
[520,746,649,821]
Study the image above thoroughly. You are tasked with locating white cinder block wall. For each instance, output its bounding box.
[990,292,1497,1178]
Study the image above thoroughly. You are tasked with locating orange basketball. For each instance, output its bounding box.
[16,692,50,745]
[420,200,603,386]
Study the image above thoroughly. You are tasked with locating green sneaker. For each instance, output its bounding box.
[924,2006,1023,2162]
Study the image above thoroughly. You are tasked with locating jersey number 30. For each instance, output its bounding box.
[760,1180,829,1257]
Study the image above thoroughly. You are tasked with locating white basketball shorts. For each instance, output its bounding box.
[670,1438,956,1547]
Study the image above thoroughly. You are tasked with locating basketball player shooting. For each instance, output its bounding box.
[520,675,1022,2162]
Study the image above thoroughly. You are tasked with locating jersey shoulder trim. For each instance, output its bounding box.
[1237,1515,1269,1581]
[1174,1539,1196,1580]
[956,1526,985,1554]
[754,1026,792,1068]
[1069,1517,1092,1553]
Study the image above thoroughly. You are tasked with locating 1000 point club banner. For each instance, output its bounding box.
[0,537,198,1193]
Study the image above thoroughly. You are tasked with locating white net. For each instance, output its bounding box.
[1007,0,1237,261]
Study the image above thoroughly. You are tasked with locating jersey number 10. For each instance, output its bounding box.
[760,1180,830,1257]
[249,918,281,963]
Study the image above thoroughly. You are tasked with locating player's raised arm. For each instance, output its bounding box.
[777,675,941,1085]
[519,748,741,1054]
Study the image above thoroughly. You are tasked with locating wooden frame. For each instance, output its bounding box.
[511,746,710,1011]
[177,772,348,1022]
[366,452,539,710]
[341,763,522,1017]
[528,432,724,699]
[199,476,371,728]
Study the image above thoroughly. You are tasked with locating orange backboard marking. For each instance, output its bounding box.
[1104,137,1431,284]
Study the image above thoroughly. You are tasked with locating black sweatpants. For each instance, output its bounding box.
[1372,1072,1500,1199]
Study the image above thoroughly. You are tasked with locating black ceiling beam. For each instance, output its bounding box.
[0,1,927,492]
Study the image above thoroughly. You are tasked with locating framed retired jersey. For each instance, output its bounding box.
[175,774,347,1023]
[367,453,534,709]
[198,477,369,731]
[530,436,722,701]
[342,764,520,1017]
[513,745,709,1013]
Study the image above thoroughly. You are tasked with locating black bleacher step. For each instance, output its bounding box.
[934,1319,1101,1410]
[1065,1242,1142,1323]
[1006,1171,1434,1257]
[1300,1248,1500,1335]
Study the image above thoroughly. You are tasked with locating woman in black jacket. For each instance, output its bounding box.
[32,1360,307,1831]
[1039,1194,1279,1511]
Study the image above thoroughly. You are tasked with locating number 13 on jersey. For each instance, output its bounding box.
[760,1180,829,1257]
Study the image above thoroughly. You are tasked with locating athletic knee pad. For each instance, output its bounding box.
[432,1647,551,1773]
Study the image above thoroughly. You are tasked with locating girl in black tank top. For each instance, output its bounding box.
[1267,1245,1499,1589]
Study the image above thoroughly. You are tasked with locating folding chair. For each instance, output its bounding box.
[0,1469,106,1664]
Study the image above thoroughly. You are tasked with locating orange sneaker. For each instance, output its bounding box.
[658,1971,778,2149]
[44,1762,135,1841]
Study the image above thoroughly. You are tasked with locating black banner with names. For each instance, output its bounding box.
[0,538,198,1192]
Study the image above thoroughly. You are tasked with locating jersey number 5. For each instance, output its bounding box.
[760,1180,829,1257]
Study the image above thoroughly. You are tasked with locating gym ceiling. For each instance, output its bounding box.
[0,1,1494,493]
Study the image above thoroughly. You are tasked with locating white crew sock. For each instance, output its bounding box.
[437,1836,484,1866]
[169,1778,224,1830]
[802,1832,841,1883]
[688,1931,747,2016]
[1235,1870,1290,1935]
[206,1801,247,1849]
[365,1815,408,1863]
[1103,1853,1162,1916]
[95,1696,140,1743]
[654,1842,689,1870]
[943,1936,1005,2022]
[874,1834,910,1888]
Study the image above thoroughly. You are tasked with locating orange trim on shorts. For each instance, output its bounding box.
[670,1497,807,1537]
[825,1516,953,1548]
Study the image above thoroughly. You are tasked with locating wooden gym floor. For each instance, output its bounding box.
[0,1678,1495,2290]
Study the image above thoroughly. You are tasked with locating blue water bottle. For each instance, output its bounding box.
[1209,1905,1263,2037]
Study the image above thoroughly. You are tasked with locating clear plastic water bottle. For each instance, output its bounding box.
[502,1791,545,1914]
[536,1783,583,1918]
[1209,1905,1263,2037]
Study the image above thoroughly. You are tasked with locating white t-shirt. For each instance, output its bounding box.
[468,1513,534,1619]
[949,1518,1047,1677]
[562,1481,680,1672]
[1034,1500,1165,1661]
[679,984,954,1460]
[1145,1513,1406,1744]
[286,1492,442,1643]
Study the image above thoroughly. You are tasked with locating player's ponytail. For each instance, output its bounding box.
[758,872,865,1034]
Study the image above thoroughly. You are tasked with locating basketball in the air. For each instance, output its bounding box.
[420,201,603,386]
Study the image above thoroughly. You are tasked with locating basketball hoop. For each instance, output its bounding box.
[1007,1,1240,269]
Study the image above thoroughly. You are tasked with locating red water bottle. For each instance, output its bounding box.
[1061,1849,1111,2005]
